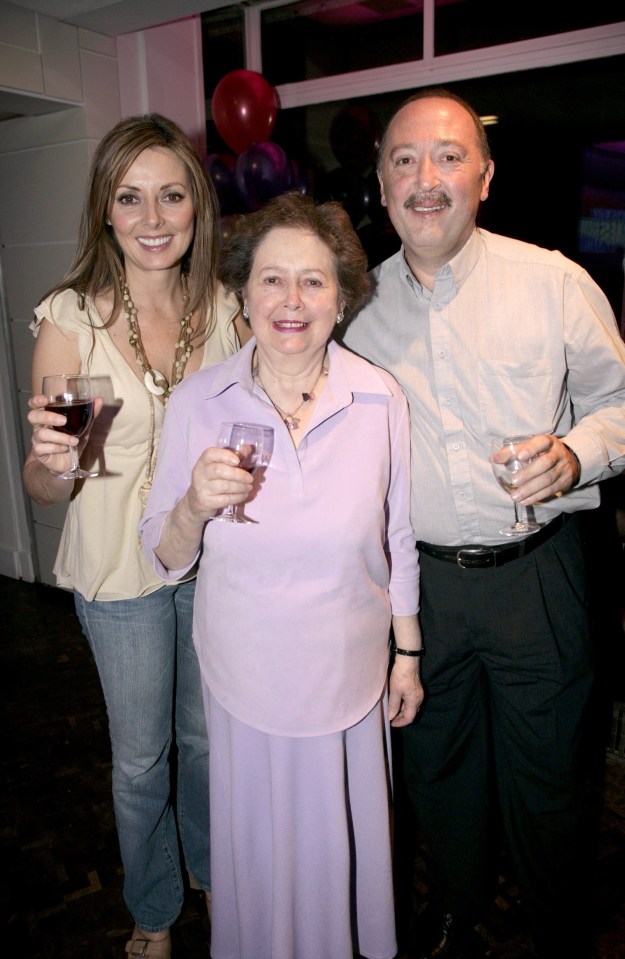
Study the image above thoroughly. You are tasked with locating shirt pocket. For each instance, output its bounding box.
[478,357,553,438]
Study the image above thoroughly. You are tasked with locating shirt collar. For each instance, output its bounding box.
[202,336,392,403]
[397,227,482,295]
[328,338,393,398]
[203,337,256,399]
[447,227,482,289]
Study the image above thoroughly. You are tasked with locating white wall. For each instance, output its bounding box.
[0,3,120,584]
[117,15,207,155]
[0,2,206,584]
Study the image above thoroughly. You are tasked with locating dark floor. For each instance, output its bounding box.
[2,570,625,959]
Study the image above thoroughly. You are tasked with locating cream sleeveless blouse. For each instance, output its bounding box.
[32,286,241,601]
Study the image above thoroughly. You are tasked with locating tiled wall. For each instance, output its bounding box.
[0,5,207,586]
[0,3,80,101]
[0,2,120,585]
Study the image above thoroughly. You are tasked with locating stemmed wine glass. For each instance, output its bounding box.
[42,374,98,480]
[213,422,268,524]
[255,425,275,470]
[489,435,540,536]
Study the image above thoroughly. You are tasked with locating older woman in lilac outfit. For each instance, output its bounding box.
[140,192,423,959]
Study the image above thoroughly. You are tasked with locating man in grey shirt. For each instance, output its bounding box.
[341,87,625,959]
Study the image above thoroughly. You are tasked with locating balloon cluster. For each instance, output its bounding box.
[205,69,303,231]
[321,105,382,229]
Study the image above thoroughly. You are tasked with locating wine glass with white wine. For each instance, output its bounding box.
[42,374,98,480]
[489,435,540,537]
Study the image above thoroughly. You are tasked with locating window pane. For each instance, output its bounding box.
[435,0,624,55]
[201,7,245,97]
[261,0,423,86]
[229,57,625,278]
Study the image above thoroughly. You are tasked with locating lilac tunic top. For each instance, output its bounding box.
[140,338,419,737]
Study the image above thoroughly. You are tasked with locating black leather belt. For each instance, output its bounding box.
[417,514,567,570]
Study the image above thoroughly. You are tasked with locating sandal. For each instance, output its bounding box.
[125,927,172,958]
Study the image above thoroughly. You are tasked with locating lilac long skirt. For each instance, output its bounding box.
[203,681,397,959]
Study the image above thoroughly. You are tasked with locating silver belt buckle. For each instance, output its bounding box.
[456,548,493,569]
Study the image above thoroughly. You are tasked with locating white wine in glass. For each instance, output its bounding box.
[42,374,98,480]
[489,435,540,536]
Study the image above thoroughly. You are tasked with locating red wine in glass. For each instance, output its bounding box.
[45,398,94,438]
[213,422,267,524]
[42,374,98,480]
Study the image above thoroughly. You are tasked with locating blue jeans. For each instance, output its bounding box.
[74,580,210,932]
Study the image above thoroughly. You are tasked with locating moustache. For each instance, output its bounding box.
[404,192,452,211]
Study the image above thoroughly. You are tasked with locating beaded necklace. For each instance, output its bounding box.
[252,352,328,431]
[120,274,194,509]
[122,275,194,400]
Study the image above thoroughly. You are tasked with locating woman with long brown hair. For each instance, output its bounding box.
[23,113,248,957]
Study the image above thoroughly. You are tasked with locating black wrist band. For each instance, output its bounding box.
[393,644,424,657]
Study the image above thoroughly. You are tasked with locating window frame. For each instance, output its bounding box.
[238,0,625,110]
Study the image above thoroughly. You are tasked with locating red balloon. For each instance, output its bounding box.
[212,70,279,155]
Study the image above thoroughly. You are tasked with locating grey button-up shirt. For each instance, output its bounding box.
[342,228,625,546]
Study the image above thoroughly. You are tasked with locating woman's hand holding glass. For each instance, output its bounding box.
[183,448,253,522]
[28,376,103,480]
[184,424,271,525]
[212,422,271,524]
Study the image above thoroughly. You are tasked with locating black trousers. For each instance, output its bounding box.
[402,515,595,956]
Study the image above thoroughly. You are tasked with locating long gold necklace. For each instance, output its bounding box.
[121,274,194,511]
[123,275,194,401]
[252,352,328,431]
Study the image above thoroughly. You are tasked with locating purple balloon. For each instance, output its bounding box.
[324,166,372,227]
[204,152,242,215]
[235,142,293,212]
[289,159,308,195]
[219,213,244,246]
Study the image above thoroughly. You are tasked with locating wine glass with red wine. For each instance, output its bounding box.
[42,374,98,480]
[212,422,267,524]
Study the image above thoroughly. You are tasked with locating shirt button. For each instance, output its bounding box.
[434,303,443,311]
[438,349,446,358]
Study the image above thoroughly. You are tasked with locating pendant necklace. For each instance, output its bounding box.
[122,274,194,401]
[252,352,329,431]
[121,274,194,511]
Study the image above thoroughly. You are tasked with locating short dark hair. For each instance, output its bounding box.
[377,87,492,173]
[219,192,371,321]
